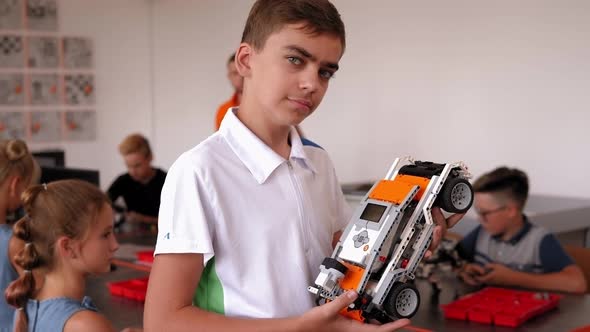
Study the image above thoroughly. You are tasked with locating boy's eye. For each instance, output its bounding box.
[103,231,111,238]
[319,70,335,80]
[287,56,302,65]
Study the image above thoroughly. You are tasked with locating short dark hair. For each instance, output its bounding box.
[473,167,529,208]
[241,0,346,52]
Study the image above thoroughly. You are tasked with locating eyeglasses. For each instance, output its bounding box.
[475,206,507,218]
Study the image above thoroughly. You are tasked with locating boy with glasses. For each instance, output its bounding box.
[457,167,586,293]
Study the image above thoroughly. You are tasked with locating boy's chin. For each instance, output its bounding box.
[483,226,504,237]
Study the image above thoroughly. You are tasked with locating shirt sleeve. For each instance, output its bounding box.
[154,153,214,261]
[457,226,481,262]
[539,233,574,273]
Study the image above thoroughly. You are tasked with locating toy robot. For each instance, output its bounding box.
[308,158,474,323]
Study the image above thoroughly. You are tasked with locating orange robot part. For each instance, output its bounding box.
[368,175,431,204]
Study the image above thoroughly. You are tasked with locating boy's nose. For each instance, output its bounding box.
[299,68,319,92]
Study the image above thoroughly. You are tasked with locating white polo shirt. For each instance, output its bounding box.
[155,108,351,318]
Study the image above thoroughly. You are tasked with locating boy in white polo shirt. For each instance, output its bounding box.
[144,1,463,331]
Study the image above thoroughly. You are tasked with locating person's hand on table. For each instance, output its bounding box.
[125,211,144,223]
[458,263,486,286]
[475,263,518,286]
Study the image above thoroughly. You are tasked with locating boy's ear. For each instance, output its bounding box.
[506,203,520,218]
[235,43,253,78]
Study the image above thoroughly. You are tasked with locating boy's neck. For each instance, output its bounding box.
[501,213,526,242]
[139,167,157,185]
[236,103,292,159]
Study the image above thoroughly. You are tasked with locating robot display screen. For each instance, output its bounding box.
[360,203,387,223]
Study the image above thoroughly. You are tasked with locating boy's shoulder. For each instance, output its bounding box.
[170,132,228,171]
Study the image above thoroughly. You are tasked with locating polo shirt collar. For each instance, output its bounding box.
[492,215,532,245]
[220,108,316,184]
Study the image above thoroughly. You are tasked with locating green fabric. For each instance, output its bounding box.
[193,256,224,314]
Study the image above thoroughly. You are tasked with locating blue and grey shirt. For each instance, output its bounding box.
[458,216,574,273]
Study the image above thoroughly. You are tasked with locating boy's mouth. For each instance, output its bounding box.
[288,98,312,111]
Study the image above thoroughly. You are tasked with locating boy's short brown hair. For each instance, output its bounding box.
[241,0,346,51]
[118,133,152,158]
[473,167,529,209]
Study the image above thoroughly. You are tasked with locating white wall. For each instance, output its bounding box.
[151,0,255,165]
[30,0,153,189]
[53,0,590,198]
[323,0,590,199]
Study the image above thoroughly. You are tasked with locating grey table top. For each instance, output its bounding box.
[88,264,590,331]
[90,211,590,330]
[86,232,154,330]
[410,272,590,331]
[87,265,147,330]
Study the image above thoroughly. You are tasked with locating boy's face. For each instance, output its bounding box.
[474,192,513,236]
[245,23,343,127]
[123,152,153,183]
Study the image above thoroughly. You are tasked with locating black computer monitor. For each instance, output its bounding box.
[40,166,100,187]
[32,150,65,168]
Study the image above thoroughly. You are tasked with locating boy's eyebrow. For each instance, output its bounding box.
[284,45,339,70]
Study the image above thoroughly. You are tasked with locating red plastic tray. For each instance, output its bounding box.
[441,287,561,327]
[136,250,155,264]
[108,277,149,302]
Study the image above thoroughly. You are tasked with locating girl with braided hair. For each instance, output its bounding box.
[5,179,120,332]
[0,139,36,329]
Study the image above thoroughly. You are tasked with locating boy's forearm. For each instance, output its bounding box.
[147,306,304,332]
[511,268,586,294]
[140,214,158,224]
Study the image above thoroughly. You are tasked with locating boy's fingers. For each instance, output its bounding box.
[471,264,486,275]
[446,213,465,228]
[431,208,447,232]
[429,226,442,251]
[378,318,411,331]
[323,290,358,316]
[460,272,479,286]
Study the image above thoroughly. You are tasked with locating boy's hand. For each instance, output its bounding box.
[426,208,465,258]
[125,211,144,223]
[299,290,410,332]
[458,264,486,286]
[476,263,517,286]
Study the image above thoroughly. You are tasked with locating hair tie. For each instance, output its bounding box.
[42,183,48,190]
[23,269,31,274]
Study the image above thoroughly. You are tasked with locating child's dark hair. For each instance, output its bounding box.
[473,167,529,208]
[4,180,110,332]
[241,0,346,51]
